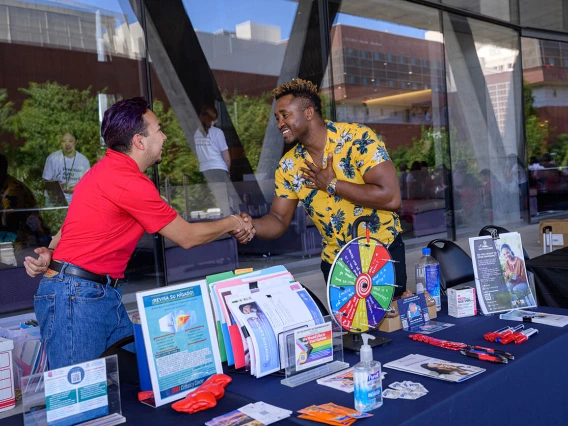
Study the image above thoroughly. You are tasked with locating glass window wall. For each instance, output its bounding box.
[0,0,150,313]
[327,0,450,240]
[443,12,525,229]
[522,37,568,214]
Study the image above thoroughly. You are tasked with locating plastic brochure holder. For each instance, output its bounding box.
[20,355,125,426]
[280,315,348,388]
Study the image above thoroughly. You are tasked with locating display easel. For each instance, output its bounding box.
[21,355,125,426]
[280,315,348,388]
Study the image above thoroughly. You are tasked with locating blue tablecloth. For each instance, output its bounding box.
[5,306,568,425]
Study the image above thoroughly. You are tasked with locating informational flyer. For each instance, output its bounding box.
[397,294,430,330]
[294,322,333,372]
[136,280,222,407]
[43,358,108,426]
[470,233,536,315]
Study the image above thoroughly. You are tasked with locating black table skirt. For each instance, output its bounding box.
[526,246,568,308]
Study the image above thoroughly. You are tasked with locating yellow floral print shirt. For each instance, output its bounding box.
[274,121,402,263]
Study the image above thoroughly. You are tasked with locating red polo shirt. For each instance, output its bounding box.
[53,149,178,278]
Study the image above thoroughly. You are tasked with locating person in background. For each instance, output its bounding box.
[194,105,231,183]
[42,132,90,204]
[24,97,253,369]
[230,78,406,297]
[0,154,49,250]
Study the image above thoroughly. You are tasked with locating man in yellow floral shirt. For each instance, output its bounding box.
[233,79,406,296]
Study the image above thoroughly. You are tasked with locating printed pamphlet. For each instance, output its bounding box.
[499,309,568,327]
[205,402,292,425]
[316,367,387,393]
[469,232,536,315]
[383,354,485,383]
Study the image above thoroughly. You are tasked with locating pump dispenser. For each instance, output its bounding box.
[353,333,383,412]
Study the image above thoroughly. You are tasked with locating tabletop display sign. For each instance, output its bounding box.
[293,322,334,372]
[21,355,125,426]
[136,280,222,407]
[469,232,536,315]
[397,294,430,330]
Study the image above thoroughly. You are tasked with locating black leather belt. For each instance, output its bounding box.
[49,261,120,288]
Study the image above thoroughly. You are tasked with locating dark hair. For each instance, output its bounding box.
[199,105,218,136]
[101,97,150,153]
[501,243,515,257]
[273,78,323,116]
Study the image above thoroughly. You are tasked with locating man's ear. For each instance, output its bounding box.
[305,106,314,121]
[132,134,145,151]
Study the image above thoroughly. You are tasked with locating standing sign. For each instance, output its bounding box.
[136,280,222,407]
[43,358,109,426]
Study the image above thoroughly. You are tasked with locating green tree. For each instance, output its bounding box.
[226,91,272,173]
[524,81,549,159]
[8,82,103,189]
[0,88,14,133]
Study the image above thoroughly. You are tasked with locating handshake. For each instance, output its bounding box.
[228,212,256,244]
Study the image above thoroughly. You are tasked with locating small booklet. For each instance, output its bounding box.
[383,354,485,383]
[206,402,292,426]
[500,309,568,327]
[316,368,387,393]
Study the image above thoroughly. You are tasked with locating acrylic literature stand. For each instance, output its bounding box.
[21,355,125,426]
[280,315,348,388]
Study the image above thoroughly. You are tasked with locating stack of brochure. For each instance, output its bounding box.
[206,402,292,425]
[383,354,485,383]
[207,266,325,378]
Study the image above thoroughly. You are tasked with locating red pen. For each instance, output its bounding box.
[484,326,512,342]
[496,325,524,344]
[515,328,538,344]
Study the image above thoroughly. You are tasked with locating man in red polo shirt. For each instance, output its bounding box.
[24,97,252,369]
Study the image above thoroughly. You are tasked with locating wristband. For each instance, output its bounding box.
[230,214,243,229]
[48,248,55,251]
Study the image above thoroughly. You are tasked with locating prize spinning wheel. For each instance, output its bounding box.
[327,217,395,351]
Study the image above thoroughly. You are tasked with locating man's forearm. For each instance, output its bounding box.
[252,212,289,239]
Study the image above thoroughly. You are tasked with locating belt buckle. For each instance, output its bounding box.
[110,278,120,288]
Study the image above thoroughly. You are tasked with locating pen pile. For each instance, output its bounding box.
[484,325,538,345]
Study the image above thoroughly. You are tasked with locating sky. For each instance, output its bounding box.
[20,0,427,39]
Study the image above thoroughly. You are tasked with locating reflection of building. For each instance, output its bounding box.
[522,38,568,139]
[322,24,446,150]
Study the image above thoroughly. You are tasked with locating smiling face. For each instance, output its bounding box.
[61,133,77,157]
[274,94,311,145]
[501,246,514,261]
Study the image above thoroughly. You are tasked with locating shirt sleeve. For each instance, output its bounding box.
[354,127,391,176]
[274,160,299,200]
[118,175,178,233]
[213,127,229,152]
[42,154,55,180]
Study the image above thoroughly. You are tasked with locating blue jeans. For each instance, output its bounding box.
[34,262,133,370]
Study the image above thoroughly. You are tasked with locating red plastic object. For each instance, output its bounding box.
[199,383,225,400]
[202,373,232,388]
[171,389,217,414]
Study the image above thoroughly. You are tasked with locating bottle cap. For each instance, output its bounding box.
[422,248,431,256]
[360,333,375,362]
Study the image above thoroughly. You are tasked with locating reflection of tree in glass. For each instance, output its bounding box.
[226,91,272,173]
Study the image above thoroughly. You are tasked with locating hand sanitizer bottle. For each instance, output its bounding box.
[353,333,383,412]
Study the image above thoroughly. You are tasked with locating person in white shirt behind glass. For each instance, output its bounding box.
[194,105,231,183]
[42,132,90,205]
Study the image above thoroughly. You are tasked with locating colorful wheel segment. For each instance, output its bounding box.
[327,236,395,333]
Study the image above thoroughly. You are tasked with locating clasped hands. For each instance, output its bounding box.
[229,212,256,244]
[300,153,336,191]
